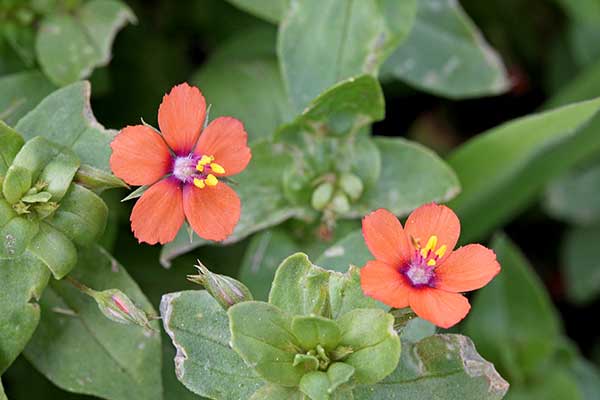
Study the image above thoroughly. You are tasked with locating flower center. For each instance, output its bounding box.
[401,235,447,288]
[171,154,226,188]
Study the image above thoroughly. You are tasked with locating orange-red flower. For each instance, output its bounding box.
[110,83,251,245]
[360,204,500,328]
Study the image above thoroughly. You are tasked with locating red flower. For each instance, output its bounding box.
[360,204,500,328]
[110,83,251,244]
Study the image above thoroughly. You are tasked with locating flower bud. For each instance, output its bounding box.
[311,182,334,211]
[74,164,128,193]
[90,288,152,328]
[187,262,253,309]
[339,173,363,201]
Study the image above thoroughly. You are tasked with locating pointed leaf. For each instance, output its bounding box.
[0,71,56,126]
[448,97,600,242]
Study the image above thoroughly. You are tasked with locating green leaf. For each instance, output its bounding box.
[561,226,600,304]
[278,0,417,113]
[355,137,460,217]
[381,0,509,98]
[160,290,262,399]
[327,266,384,319]
[544,162,600,225]
[291,315,341,351]
[229,301,303,386]
[0,252,50,374]
[47,183,108,247]
[316,231,370,273]
[354,334,508,399]
[38,147,81,201]
[27,222,77,279]
[0,71,56,126]
[36,0,135,85]
[0,120,24,176]
[251,384,304,400]
[24,245,162,400]
[269,253,330,317]
[16,81,116,171]
[337,308,400,384]
[465,234,561,383]
[73,163,128,193]
[276,75,385,141]
[160,141,301,267]
[192,57,293,142]
[299,364,355,400]
[0,215,39,259]
[447,97,600,242]
[545,58,600,110]
[570,357,600,400]
[226,0,289,24]
[554,0,600,23]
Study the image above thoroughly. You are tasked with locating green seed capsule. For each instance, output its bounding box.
[339,173,364,201]
[311,182,334,211]
[187,262,253,310]
[330,192,350,214]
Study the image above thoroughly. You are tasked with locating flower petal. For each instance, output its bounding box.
[362,208,411,267]
[405,203,460,263]
[130,179,185,245]
[360,260,411,308]
[158,83,206,154]
[435,244,501,293]
[409,288,470,329]
[110,125,172,186]
[195,116,251,176]
[183,182,241,242]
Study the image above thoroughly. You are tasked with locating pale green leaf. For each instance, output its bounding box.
[448,97,600,242]
[316,230,370,273]
[354,334,508,399]
[24,245,162,400]
[0,71,56,126]
[268,253,330,317]
[355,137,460,218]
[16,81,116,171]
[160,290,262,399]
[279,0,417,112]
[0,252,50,374]
[36,0,135,85]
[381,0,509,98]
[0,120,24,175]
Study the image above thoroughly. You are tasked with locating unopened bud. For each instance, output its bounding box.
[311,182,334,211]
[187,261,253,309]
[75,164,128,193]
[90,288,152,329]
[330,192,350,214]
[339,173,363,201]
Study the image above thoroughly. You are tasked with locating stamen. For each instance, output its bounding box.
[205,174,218,186]
[435,245,447,259]
[193,178,205,188]
[210,162,225,174]
[421,235,438,258]
[427,259,436,266]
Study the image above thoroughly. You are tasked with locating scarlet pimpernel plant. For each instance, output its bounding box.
[4,0,600,399]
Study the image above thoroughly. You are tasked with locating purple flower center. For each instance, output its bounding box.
[172,155,200,184]
[401,252,436,288]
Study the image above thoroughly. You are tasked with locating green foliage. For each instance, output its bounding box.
[560,226,600,304]
[0,71,55,125]
[448,97,600,242]
[23,245,162,400]
[278,0,417,113]
[381,0,509,98]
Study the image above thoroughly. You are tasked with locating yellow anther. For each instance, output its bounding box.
[205,174,218,186]
[434,245,447,259]
[199,155,214,166]
[210,162,225,175]
[195,162,204,172]
[427,259,437,266]
[421,235,438,257]
[193,178,206,189]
